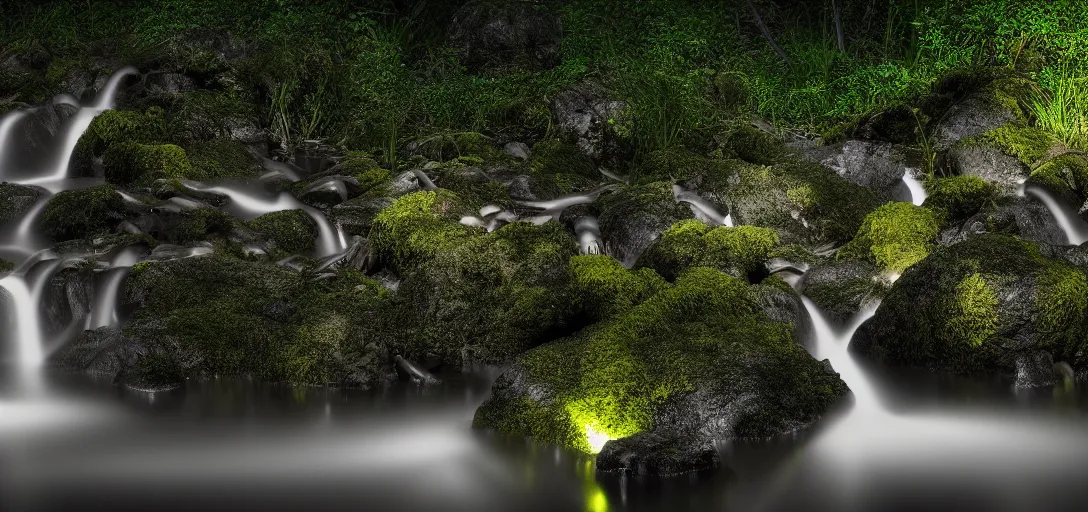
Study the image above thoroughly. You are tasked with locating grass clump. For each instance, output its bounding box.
[840,202,940,273]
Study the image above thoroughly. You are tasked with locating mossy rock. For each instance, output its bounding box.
[409,131,502,162]
[638,219,779,282]
[430,163,513,209]
[633,148,737,189]
[923,175,998,226]
[0,183,43,224]
[334,156,391,196]
[103,143,195,185]
[72,108,166,172]
[369,190,475,271]
[570,254,667,322]
[123,256,394,388]
[799,260,887,324]
[164,208,236,244]
[474,267,848,462]
[923,67,1038,149]
[245,209,318,255]
[852,234,1088,383]
[525,139,601,197]
[167,90,260,143]
[394,221,580,365]
[839,202,940,273]
[186,139,262,179]
[717,125,785,166]
[40,184,126,242]
[1027,153,1088,209]
[597,182,693,267]
[727,158,881,248]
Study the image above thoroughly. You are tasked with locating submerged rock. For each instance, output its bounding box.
[474,267,848,476]
[851,234,1088,386]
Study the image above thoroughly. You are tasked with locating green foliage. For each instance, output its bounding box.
[841,202,940,273]
[103,143,194,185]
[245,209,317,255]
[40,184,125,242]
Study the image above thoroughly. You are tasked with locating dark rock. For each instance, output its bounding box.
[943,197,1066,246]
[851,234,1088,384]
[802,140,912,201]
[0,183,43,224]
[551,83,630,165]
[298,175,359,208]
[448,1,563,71]
[1015,351,1056,388]
[933,95,1019,151]
[944,143,1028,191]
[597,182,691,267]
[332,197,393,238]
[597,432,719,477]
[5,102,79,174]
[799,260,885,324]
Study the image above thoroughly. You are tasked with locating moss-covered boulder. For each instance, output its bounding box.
[924,68,1036,150]
[945,196,1067,246]
[839,202,940,274]
[851,234,1088,387]
[40,185,126,242]
[727,159,881,248]
[186,139,262,179]
[245,209,317,255]
[71,108,165,173]
[521,139,602,198]
[570,254,667,322]
[1027,153,1088,211]
[923,175,998,226]
[369,190,474,270]
[597,182,693,267]
[394,220,579,365]
[474,267,848,475]
[103,143,194,185]
[638,219,780,282]
[0,183,43,224]
[115,256,395,389]
[633,148,737,194]
[945,126,1061,191]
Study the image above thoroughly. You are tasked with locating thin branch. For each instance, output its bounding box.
[745,0,790,65]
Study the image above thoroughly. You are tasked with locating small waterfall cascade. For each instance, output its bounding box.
[673,183,733,227]
[800,297,882,410]
[1022,184,1088,245]
[180,181,348,258]
[902,169,927,206]
[88,245,143,330]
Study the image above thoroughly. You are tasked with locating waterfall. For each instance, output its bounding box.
[673,183,733,226]
[88,245,143,330]
[181,181,348,257]
[800,297,881,410]
[0,253,62,367]
[902,169,927,206]
[1023,185,1088,245]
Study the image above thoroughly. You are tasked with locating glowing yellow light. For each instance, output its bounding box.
[585,424,613,454]
[586,487,610,512]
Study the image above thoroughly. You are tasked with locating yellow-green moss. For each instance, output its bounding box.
[103,143,195,185]
[639,219,780,281]
[186,139,261,179]
[945,273,999,348]
[840,202,940,273]
[369,190,473,270]
[1029,153,1088,205]
[245,209,318,255]
[1034,264,1088,359]
[570,254,667,320]
[923,175,997,224]
[975,125,1059,166]
[40,184,125,242]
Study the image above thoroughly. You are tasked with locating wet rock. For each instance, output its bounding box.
[474,268,847,477]
[944,143,1028,191]
[852,234,1088,384]
[389,170,424,196]
[332,197,393,237]
[0,183,43,223]
[798,260,885,324]
[596,432,720,477]
[41,266,95,339]
[597,182,692,267]
[448,1,563,71]
[504,141,530,160]
[551,83,630,165]
[1015,351,1056,388]
[802,140,911,201]
[298,175,359,208]
[53,326,139,378]
[9,102,79,169]
[943,197,1066,246]
[932,95,1020,151]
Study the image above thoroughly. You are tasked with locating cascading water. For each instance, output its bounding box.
[1022,184,1088,245]
[179,181,348,258]
[673,183,733,227]
[902,169,927,206]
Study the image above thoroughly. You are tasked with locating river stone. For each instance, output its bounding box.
[941,197,1066,247]
[944,142,1028,192]
[933,95,1019,151]
[596,432,720,477]
[332,197,393,237]
[597,182,691,268]
[0,183,43,223]
[798,260,885,324]
[803,140,911,201]
[551,83,631,165]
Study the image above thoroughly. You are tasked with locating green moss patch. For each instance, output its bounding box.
[40,184,126,242]
[840,202,940,273]
[245,209,318,255]
[103,143,194,185]
[639,219,779,281]
[923,175,997,225]
[368,190,474,270]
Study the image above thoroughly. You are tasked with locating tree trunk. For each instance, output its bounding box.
[833,0,845,53]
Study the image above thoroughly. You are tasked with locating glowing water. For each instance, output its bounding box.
[902,169,927,206]
[801,297,880,409]
[89,246,143,329]
[1024,185,1088,245]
